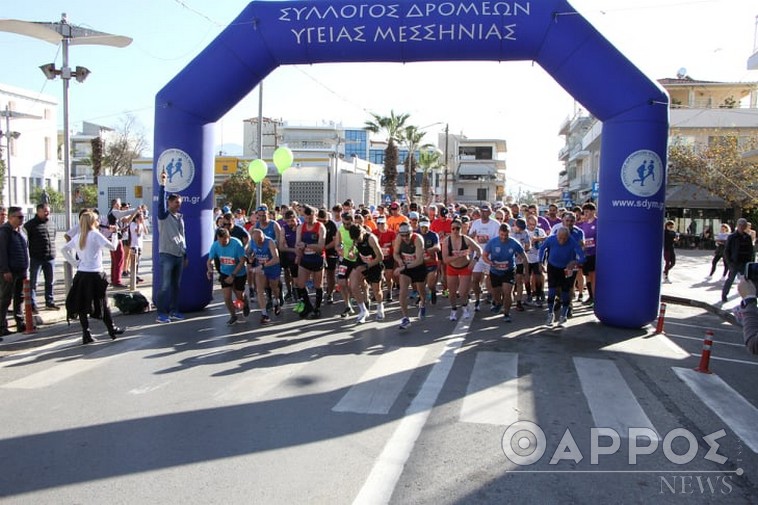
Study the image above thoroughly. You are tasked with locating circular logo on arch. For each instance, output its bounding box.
[156,148,196,193]
[620,150,663,198]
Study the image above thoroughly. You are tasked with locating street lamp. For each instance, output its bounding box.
[0,13,131,288]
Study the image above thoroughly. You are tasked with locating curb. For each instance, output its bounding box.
[661,294,738,326]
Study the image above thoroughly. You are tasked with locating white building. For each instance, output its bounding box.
[0,83,61,212]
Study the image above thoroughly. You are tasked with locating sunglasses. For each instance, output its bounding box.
[451,226,461,231]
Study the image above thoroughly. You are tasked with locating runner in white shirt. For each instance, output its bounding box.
[469,205,501,311]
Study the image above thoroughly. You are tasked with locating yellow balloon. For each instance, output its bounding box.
[273,146,294,174]
[248,159,267,183]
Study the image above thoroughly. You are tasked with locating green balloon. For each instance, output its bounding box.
[273,146,294,174]
[248,159,267,183]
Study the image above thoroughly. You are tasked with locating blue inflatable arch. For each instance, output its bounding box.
[153,0,669,328]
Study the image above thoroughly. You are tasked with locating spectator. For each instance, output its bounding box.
[737,278,758,355]
[24,203,59,312]
[156,171,188,323]
[722,218,755,303]
[0,207,29,337]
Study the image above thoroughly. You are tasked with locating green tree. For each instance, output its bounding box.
[400,125,433,204]
[365,110,410,200]
[417,147,443,206]
[219,166,277,213]
[30,187,65,212]
[103,114,148,175]
[72,185,98,211]
[668,135,758,217]
[91,136,104,185]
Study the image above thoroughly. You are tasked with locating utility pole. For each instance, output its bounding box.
[443,123,449,205]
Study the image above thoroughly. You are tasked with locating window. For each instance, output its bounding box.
[21,177,28,204]
[459,146,493,160]
[457,188,464,196]
[477,188,487,201]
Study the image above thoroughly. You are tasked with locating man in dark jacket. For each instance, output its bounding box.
[24,203,58,312]
[0,207,30,337]
[722,218,755,303]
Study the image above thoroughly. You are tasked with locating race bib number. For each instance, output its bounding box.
[401,252,415,265]
[337,264,348,276]
[220,257,236,266]
[476,234,489,244]
[381,246,391,256]
[585,238,595,248]
[359,254,373,263]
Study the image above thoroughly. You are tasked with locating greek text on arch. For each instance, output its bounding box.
[290,24,517,45]
[278,2,530,22]
[374,23,516,42]
[280,4,400,22]
[407,1,531,18]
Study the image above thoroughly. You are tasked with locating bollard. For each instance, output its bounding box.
[23,279,36,334]
[694,330,714,374]
[654,302,667,334]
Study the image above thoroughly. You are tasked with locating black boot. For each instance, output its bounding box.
[82,330,94,344]
[109,326,125,340]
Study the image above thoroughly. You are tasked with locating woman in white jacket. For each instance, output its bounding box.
[62,210,125,344]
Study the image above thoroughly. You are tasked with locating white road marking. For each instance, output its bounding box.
[601,334,689,360]
[574,357,659,440]
[674,367,758,452]
[460,351,518,425]
[333,346,427,415]
[352,320,471,505]
[1,336,152,389]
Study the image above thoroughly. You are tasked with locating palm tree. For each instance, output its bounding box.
[417,148,443,206]
[365,110,410,200]
[400,125,432,205]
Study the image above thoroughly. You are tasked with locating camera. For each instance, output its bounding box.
[745,262,758,282]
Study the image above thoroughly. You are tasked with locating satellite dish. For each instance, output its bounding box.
[676,67,687,79]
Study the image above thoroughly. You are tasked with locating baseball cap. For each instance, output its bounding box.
[398,223,411,234]
[481,205,492,212]
[376,216,387,224]
[409,211,419,220]
[439,207,449,217]
[390,202,399,210]
[419,218,431,228]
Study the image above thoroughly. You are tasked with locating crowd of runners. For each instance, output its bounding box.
[207,199,597,330]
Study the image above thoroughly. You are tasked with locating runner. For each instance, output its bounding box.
[441,218,482,321]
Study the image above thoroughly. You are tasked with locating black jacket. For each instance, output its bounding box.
[0,223,30,274]
[725,231,754,267]
[24,215,57,260]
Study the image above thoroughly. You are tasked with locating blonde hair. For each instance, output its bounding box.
[78,211,99,250]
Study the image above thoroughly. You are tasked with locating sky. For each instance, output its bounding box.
[0,0,756,195]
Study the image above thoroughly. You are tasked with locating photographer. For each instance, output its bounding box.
[737,277,758,355]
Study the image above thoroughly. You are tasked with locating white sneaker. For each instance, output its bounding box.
[545,311,554,326]
[462,306,471,319]
[557,315,567,327]
[375,308,385,321]
[356,312,368,324]
[449,309,458,321]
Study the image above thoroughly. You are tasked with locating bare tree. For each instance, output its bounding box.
[103,114,148,175]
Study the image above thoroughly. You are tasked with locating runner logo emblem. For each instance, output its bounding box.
[157,148,195,193]
[620,150,663,198]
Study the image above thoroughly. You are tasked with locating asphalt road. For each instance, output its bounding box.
[1,287,757,504]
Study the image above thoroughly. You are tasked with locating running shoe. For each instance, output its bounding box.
[156,313,171,324]
[310,309,321,319]
[294,301,305,313]
[419,306,426,319]
[260,314,271,324]
[449,310,458,322]
[557,315,567,327]
[375,308,385,321]
[462,306,472,320]
[490,303,502,313]
[399,317,411,330]
[503,314,512,323]
[169,312,185,321]
[515,301,525,312]
[474,300,481,312]
[226,315,238,326]
[356,312,368,324]
[545,311,554,326]
[274,304,282,316]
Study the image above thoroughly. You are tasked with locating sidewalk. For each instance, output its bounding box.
[660,247,743,324]
[0,234,154,350]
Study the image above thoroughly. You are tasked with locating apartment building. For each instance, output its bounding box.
[0,83,60,212]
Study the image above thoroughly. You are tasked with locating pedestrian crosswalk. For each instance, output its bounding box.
[2,328,757,455]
